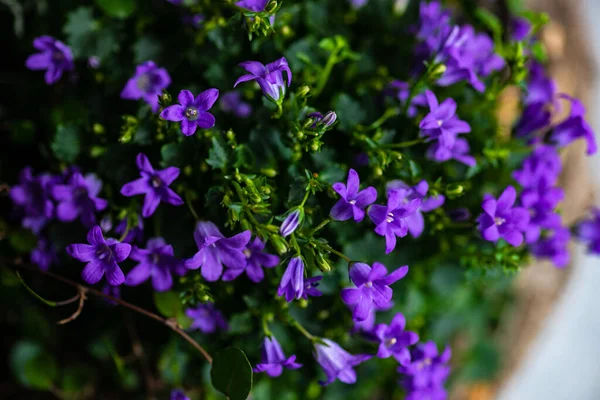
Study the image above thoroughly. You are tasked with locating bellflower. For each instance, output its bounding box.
[120,61,171,112]
[220,91,252,118]
[386,180,445,238]
[419,90,471,149]
[170,389,190,400]
[234,57,292,102]
[302,276,323,300]
[25,36,74,85]
[374,313,419,365]
[160,89,219,136]
[254,336,302,377]
[448,208,471,222]
[10,167,56,234]
[222,237,279,282]
[341,262,408,322]
[515,103,552,137]
[31,238,57,271]
[185,221,251,281]
[520,179,564,243]
[576,208,600,255]
[530,228,571,268]
[477,186,530,246]
[186,303,228,334]
[415,1,450,41]
[314,339,371,386]
[368,189,422,253]
[52,172,108,227]
[120,153,184,218]
[66,226,131,285]
[511,17,532,41]
[513,145,562,188]
[330,169,377,222]
[398,341,451,400]
[426,136,476,167]
[125,237,184,292]
[351,301,393,334]
[550,95,597,155]
[236,0,268,12]
[280,209,302,237]
[525,62,557,106]
[277,257,305,302]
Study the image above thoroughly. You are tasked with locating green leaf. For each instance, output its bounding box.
[64,7,97,58]
[154,291,183,318]
[228,312,253,335]
[51,124,80,163]
[210,347,253,400]
[11,341,58,390]
[133,36,162,64]
[475,8,502,37]
[95,0,137,19]
[334,94,366,131]
[9,229,37,254]
[207,137,228,169]
[158,338,190,385]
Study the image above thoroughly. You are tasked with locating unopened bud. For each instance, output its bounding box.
[315,254,332,273]
[159,92,172,106]
[297,85,310,98]
[321,111,337,127]
[270,235,289,255]
[280,208,303,237]
[260,168,278,178]
[428,63,447,80]
[266,0,278,13]
[446,183,464,196]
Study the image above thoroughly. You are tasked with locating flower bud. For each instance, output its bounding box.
[446,183,464,196]
[428,63,447,81]
[270,235,289,255]
[260,168,278,178]
[321,111,337,127]
[266,0,278,13]
[297,85,310,98]
[280,208,303,237]
[315,253,332,272]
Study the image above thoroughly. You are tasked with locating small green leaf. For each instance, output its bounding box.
[95,0,137,19]
[211,347,253,400]
[334,94,366,131]
[52,124,80,163]
[154,291,183,318]
[207,137,228,169]
[11,341,58,390]
[9,229,37,254]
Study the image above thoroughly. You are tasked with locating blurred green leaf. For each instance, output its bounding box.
[95,0,137,19]
[11,341,58,390]
[9,229,37,254]
[207,137,229,169]
[51,124,80,163]
[210,347,253,400]
[334,94,366,131]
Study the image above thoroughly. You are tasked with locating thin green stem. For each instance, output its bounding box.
[299,190,311,207]
[384,137,425,149]
[309,218,331,236]
[289,319,315,341]
[313,51,340,97]
[367,108,400,131]
[323,245,352,263]
[185,191,200,221]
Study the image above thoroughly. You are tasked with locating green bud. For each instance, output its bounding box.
[226,129,235,141]
[266,0,278,13]
[446,183,464,196]
[310,140,320,152]
[315,253,332,273]
[93,123,105,134]
[428,63,447,80]
[303,119,314,129]
[250,193,262,203]
[184,165,193,176]
[374,167,383,177]
[260,168,278,178]
[159,92,172,106]
[241,219,252,232]
[297,131,306,140]
[297,85,310,98]
[270,235,289,255]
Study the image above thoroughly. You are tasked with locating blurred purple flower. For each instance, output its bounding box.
[511,17,532,41]
[577,208,600,255]
[419,90,471,150]
[52,172,108,227]
[477,186,530,246]
[550,94,597,155]
[374,313,419,365]
[125,237,184,292]
[186,303,228,334]
[236,0,269,12]
[302,276,323,300]
[222,237,279,282]
[121,61,171,112]
[398,341,451,400]
[25,36,74,84]
[31,238,58,271]
[254,336,302,377]
[220,91,252,118]
[531,227,571,268]
[277,256,305,302]
[314,339,371,386]
[10,167,56,234]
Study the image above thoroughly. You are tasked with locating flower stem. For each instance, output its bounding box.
[186,191,200,221]
[299,190,311,207]
[310,218,331,235]
[367,108,400,131]
[313,51,341,97]
[384,137,425,148]
[289,318,315,341]
[323,244,352,263]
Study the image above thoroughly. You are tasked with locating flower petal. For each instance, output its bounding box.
[120,178,149,197]
[195,88,219,111]
[160,105,185,122]
[178,90,194,107]
[195,112,216,129]
[66,244,95,262]
[82,261,105,284]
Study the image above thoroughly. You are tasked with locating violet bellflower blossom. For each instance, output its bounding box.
[351,301,393,334]
[577,208,600,255]
[280,209,302,237]
[66,226,131,285]
[52,172,108,227]
[386,180,445,238]
[330,168,377,223]
[185,221,251,281]
[531,227,571,268]
[10,167,56,234]
[520,178,564,244]
[185,303,228,334]
[302,276,323,300]
[120,153,184,218]
[25,36,74,85]
[368,189,422,254]
[170,389,190,400]
[511,17,532,41]
[125,237,184,292]
[477,186,530,247]
[426,136,476,167]
[419,90,471,150]
[277,256,305,302]
[374,313,419,365]
[550,94,597,155]
[398,341,452,400]
[236,0,268,12]
[121,61,171,112]
[31,238,58,271]
[115,215,144,244]
[254,336,302,377]
[220,91,252,118]
[513,144,562,188]
[160,89,219,136]
[341,262,409,322]
[314,339,371,386]
[234,58,292,102]
[222,236,279,282]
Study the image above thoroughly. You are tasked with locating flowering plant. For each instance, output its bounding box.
[3,0,599,399]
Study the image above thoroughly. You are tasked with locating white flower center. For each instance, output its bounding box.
[495,217,506,226]
[386,338,397,347]
[349,199,356,205]
[365,281,373,288]
[437,119,443,127]
[386,212,394,223]
[243,249,252,258]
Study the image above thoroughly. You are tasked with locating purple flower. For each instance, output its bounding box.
[515,103,552,137]
[511,17,532,41]
[236,0,268,12]
[234,58,292,102]
[277,257,305,302]
[31,238,58,271]
[341,262,408,322]
[351,302,393,334]
[525,62,556,106]
[120,153,184,218]
[415,1,450,41]
[530,227,571,268]
[577,208,600,255]
[160,89,219,136]
[550,95,597,155]
[222,237,279,282]
[385,81,427,117]
[314,339,371,386]
[426,137,476,166]
[125,237,184,292]
[386,180,445,238]
[66,226,131,285]
[330,169,377,223]
[374,313,419,365]
[186,303,228,334]
[520,179,564,243]
[280,209,302,237]
[114,215,145,244]
[170,389,190,400]
[419,90,471,150]
[254,336,302,377]
[349,0,368,9]
[302,276,323,300]
[52,172,108,227]
[185,221,251,281]
[448,208,471,222]
[398,341,451,400]
[121,61,171,113]
[10,167,56,234]
[88,56,100,69]
[368,189,422,253]
[477,186,530,246]
[513,145,562,188]
[220,91,252,118]
[25,36,74,85]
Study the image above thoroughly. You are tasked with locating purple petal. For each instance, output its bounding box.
[160,105,185,122]
[112,243,132,262]
[87,226,106,246]
[151,267,173,291]
[349,262,371,286]
[156,167,180,186]
[238,61,266,76]
[195,112,216,129]
[178,90,195,107]
[25,53,52,70]
[66,244,95,262]
[354,187,377,209]
[125,263,152,286]
[142,191,162,218]
[106,263,125,286]
[121,178,149,197]
[82,261,105,284]
[194,88,219,111]
[180,119,198,136]
[346,169,360,198]
[330,200,353,221]
[233,74,258,87]
[136,153,154,173]
[497,186,516,211]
